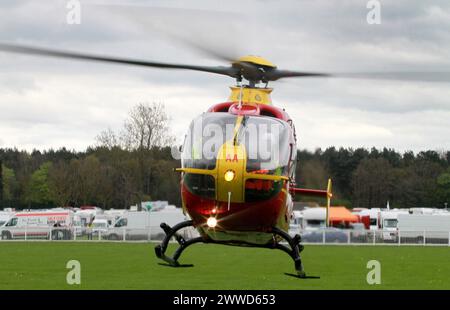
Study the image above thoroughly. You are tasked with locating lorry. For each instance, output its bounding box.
[0,210,74,240]
[397,214,450,243]
[380,209,409,242]
[357,209,381,231]
[105,206,189,241]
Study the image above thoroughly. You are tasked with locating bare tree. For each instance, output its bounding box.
[94,102,175,210]
[121,102,174,151]
[96,127,119,149]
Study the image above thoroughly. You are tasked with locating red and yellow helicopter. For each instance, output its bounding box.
[0,42,448,278]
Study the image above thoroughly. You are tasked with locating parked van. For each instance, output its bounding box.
[397,214,450,242]
[105,207,188,240]
[0,211,12,227]
[91,219,109,233]
[0,210,73,240]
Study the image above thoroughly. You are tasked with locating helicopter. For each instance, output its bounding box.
[1,42,449,278]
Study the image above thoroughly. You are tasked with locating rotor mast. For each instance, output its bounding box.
[229,55,276,105]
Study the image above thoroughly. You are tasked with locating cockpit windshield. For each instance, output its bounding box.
[237,116,291,176]
[182,113,237,170]
[182,112,292,175]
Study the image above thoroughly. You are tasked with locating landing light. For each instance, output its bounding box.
[207,217,217,228]
[224,170,235,182]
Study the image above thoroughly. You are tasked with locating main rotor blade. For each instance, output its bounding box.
[264,69,330,81]
[0,43,239,78]
[268,69,450,83]
[333,71,450,83]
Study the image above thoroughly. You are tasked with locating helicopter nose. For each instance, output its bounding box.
[216,142,246,204]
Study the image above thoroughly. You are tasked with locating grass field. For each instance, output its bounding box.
[0,242,449,290]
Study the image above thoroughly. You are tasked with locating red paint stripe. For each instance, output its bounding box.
[15,212,70,217]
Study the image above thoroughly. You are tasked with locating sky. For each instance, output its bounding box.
[0,0,449,153]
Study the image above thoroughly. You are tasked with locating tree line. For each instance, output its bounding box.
[295,147,450,209]
[0,146,180,210]
[1,103,449,210]
[2,146,449,210]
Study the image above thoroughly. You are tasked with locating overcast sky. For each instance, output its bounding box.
[0,0,449,153]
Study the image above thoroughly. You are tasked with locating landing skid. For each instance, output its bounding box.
[154,220,306,278]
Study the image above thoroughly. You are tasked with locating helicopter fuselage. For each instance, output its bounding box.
[178,87,297,245]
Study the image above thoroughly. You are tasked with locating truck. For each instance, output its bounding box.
[397,214,450,243]
[105,206,189,241]
[0,210,74,240]
[380,210,409,242]
[357,209,381,231]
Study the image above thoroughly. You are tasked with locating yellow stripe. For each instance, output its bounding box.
[175,168,215,176]
[232,115,244,143]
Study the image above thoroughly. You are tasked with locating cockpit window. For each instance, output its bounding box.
[182,113,237,170]
[238,117,291,176]
[182,113,292,201]
[245,179,283,202]
[183,174,215,199]
[182,113,291,176]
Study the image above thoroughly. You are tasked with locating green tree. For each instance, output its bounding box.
[48,161,73,207]
[436,169,450,207]
[26,162,53,206]
[296,159,329,190]
[2,164,18,202]
[352,158,394,209]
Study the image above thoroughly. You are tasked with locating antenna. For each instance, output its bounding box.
[238,81,244,109]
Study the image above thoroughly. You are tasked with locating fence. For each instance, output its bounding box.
[290,228,450,246]
[0,226,198,242]
[1,226,450,246]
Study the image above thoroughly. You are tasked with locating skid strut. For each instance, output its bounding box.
[154,220,203,266]
[154,221,306,277]
[270,226,306,278]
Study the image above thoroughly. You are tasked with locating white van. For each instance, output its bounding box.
[1,210,73,240]
[301,208,326,230]
[0,211,12,227]
[92,219,109,232]
[397,214,450,242]
[105,207,188,240]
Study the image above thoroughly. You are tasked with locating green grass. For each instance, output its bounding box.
[0,242,449,289]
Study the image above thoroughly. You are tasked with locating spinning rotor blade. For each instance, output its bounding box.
[331,71,450,83]
[263,69,330,81]
[0,43,240,78]
[265,68,450,83]
[2,43,449,84]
